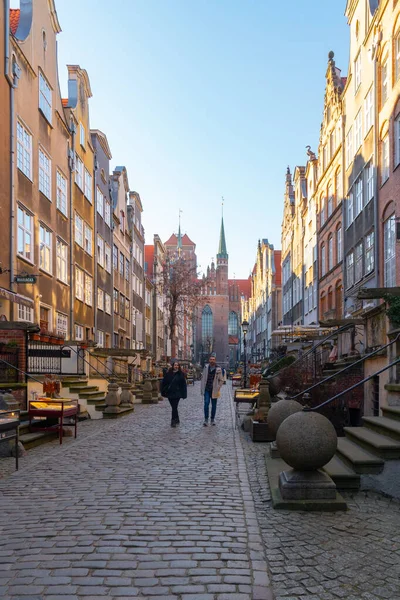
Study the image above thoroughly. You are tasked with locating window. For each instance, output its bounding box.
[346,127,353,168]
[18,304,33,323]
[125,298,130,321]
[354,52,361,92]
[335,169,341,204]
[327,183,333,217]
[39,224,51,273]
[365,87,373,133]
[337,226,342,263]
[119,252,124,276]
[114,289,119,313]
[97,235,104,268]
[381,58,388,106]
[84,224,92,255]
[56,170,67,215]
[98,288,104,311]
[105,293,111,314]
[39,71,52,123]
[346,252,354,288]
[395,114,400,167]
[17,206,33,261]
[84,273,93,306]
[125,259,130,281]
[84,169,92,203]
[120,294,125,318]
[322,145,327,171]
[113,244,118,270]
[228,311,238,336]
[17,121,32,179]
[347,192,354,227]
[105,199,111,227]
[40,305,51,331]
[328,235,333,271]
[75,154,83,190]
[75,214,83,247]
[354,110,362,151]
[381,135,389,184]
[355,242,363,282]
[75,324,84,341]
[384,215,396,287]
[202,305,213,342]
[105,244,111,273]
[75,267,84,301]
[355,176,363,217]
[120,210,125,232]
[396,33,400,81]
[320,197,326,227]
[56,238,68,284]
[97,330,105,347]
[79,122,85,148]
[56,312,68,337]
[321,243,326,277]
[96,187,104,217]
[39,148,51,199]
[365,161,374,204]
[365,231,374,274]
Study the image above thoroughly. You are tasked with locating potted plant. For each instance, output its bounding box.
[30,333,41,342]
[5,341,19,353]
[40,329,50,343]
[250,410,274,443]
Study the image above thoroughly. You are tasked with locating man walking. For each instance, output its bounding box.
[201,353,224,426]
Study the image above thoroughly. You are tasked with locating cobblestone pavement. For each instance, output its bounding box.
[0,382,273,600]
[240,414,400,600]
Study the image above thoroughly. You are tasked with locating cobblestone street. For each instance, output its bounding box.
[0,382,400,600]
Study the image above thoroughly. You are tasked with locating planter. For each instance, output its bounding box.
[30,334,41,342]
[40,335,50,343]
[250,420,274,443]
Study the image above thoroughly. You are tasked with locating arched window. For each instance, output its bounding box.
[328,286,333,310]
[321,243,326,277]
[320,292,326,317]
[202,305,213,342]
[328,235,333,271]
[228,311,238,336]
[335,281,343,319]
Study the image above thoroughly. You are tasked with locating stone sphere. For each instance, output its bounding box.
[267,399,303,438]
[276,411,337,471]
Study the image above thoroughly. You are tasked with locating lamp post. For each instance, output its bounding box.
[242,319,249,388]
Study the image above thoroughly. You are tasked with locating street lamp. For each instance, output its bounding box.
[242,319,249,388]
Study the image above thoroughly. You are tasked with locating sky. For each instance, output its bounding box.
[24,0,350,277]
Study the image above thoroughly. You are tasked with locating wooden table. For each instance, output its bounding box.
[28,398,78,444]
[233,388,259,426]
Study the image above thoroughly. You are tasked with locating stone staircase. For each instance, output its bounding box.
[61,377,107,419]
[323,405,400,497]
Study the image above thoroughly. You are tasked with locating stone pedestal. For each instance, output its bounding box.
[103,382,121,415]
[279,469,336,500]
[142,380,155,404]
[270,440,280,459]
[120,382,134,409]
[151,378,159,402]
[133,384,143,400]
[257,379,271,420]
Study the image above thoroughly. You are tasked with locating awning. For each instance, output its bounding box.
[0,287,34,308]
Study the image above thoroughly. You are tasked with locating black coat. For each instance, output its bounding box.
[161,370,187,400]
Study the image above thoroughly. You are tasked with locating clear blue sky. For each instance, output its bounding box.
[51,1,349,277]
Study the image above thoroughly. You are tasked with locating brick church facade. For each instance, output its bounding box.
[165,218,251,369]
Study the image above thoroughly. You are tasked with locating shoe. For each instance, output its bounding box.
[211,420,216,426]
[203,420,208,427]
[171,421,177,428]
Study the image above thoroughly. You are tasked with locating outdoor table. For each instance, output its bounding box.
[232,375,242,388]
[233,388,259,425]
[0,409,20,470]
[28,398,78,444]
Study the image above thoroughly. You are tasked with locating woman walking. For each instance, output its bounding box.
[161,359,187,427]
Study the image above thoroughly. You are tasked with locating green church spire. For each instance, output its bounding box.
[217,216,228,260]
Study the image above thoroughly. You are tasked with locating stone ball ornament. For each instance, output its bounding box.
[267,399,303,438]
[276,410,338,471]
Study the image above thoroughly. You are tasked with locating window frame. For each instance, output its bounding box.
[56,170,67,216]
[84,223,92,255]
[56,237,68,284]
[38,147,52,200]
[75,214,83,247]
[84,168,92,203]
[365,231,374,274]
[17,205,33,262]
[384,215,396,287]
[84,273,93,306]
[346,251,354,289]
[39,71,52,124]
[75,267,84,301]
[17,121,32,180]
[39,223,52,274]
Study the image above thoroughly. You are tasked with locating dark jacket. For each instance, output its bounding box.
[161,369,187,400]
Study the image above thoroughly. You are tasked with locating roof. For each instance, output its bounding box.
[217,217,228,259]
[165,233,196,247]
[144,245,154,278]
[10,9,20,35]
[228,278,252,300]
[62,98,68,107]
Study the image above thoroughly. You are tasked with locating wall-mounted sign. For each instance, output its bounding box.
[14,275,36,284]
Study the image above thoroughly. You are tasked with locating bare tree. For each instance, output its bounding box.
[159,256,207,359]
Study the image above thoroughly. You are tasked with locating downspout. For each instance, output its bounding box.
[373,36,380,293]
[93,154,98,343]
[68,119,76,339]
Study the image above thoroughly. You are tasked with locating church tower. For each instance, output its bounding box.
[216,216,228,296]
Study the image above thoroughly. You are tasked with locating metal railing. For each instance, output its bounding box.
[0,357,43,384]
[290,332,400,401]
[61,346,109,382]
[0,350,19,382]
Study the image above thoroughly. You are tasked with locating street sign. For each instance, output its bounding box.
[14,275,36,284]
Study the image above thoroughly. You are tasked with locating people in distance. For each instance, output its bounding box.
[200,353,224,427]
[161,359,187,428]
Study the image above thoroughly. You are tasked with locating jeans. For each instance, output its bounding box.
[204,389,217,421]
[168,398,180,423]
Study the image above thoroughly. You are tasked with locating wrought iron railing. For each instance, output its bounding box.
[0,351,19,382]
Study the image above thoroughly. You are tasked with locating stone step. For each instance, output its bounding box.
[362,416,400,441]
[19,431,58,450]
[86,396,106,405]
[336,437,384,474]
[61,379,87,387]
[77,390,103,399]
[322,455,360,490]
[381,406,400,422]
[95,403,106,411]
[69,385,99,393]
[344,427,400,460]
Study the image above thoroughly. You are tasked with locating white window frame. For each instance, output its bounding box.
[381,135,389,184]
[365,87,373,134]
[39,223,52,274]
[75,267,84,301]
[347,192,354,228]
[354,52,361,92]
[75,154,83,190]
[97,235,105,268]
[396,33,400,82]
[96,187,104,217]
[381,58,388,106]
[84,223,92,255]
[327,184,333,218]
[328,236,333,271]
[105,293,111,315]
[97,330,105,347]
[97,288,104,311]
[18,304,33,323]
[395,114,400,168]
[355,176,363,217]
[365,231,374,274]
[346,252,354,289]
[320,198,326,227]
[346,127,353,169]
[56,238,68,284]
[365,161,374,204]
[354,110,362,151]
[39,147,51,200]
[56,170,67,216]
[17,206,33,262]
[105,199,111,227]
[105,244,111,274]
[337,227,342,263]
[39,71,52,123]
[355,242,363,282]
[384,215,396,287]
[79,122,85,148]
[56,312,68,337]
[75,324,84,341]
[17,121,32,179]
[84,168,92,203]
[84,273,93,306]
[75,214,83,247]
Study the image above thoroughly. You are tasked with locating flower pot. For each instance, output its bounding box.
[40,335,50,343]
[30,334,40,342]
[250,419,274,443]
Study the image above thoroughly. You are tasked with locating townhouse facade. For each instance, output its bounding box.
[128,191,146,352]
[281,168,295,326]
[303,151,319,325]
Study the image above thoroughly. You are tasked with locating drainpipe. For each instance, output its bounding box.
[93,154,98,343]
[373,35,381,293]
[68,119,76,339]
